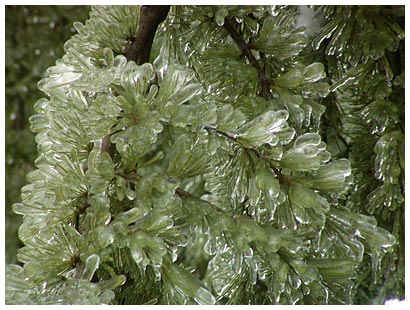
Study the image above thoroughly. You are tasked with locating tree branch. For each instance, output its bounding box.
[203,124,239,141]
[100,133,115,156]
[223,17,273,100]
[175,187,196,198]
[124,5,170,65]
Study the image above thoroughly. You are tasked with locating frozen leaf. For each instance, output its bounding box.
[237,110,295,147]
[311,159,352,196]
[164,263,216,304]
[255,167,280,195]
[167,133,214,178]
[216,104,247,132]
[18,224,82,284]
[127,63,156,97]
[289,183,330,214]
[355,214,396,255]
[111,112,163,171]
[227,148,252,203]
[373,131,403,183]
[254,16,307,58]
[85,148,115,194]
[281,133,330,171]
[99,275,127,290]
[82,254,100,281]
[171,100,217,128]
[126,231,167,274]
[8,4,404,306]
[326,209,365,261]
[310,257,357,283]
[289,184,330,228]
[275,67,304,88]
[214,7,229,26]
[87,94,121,140]
[114,208,145,225]
[38,64,82,94]
[290,259,319,285]
[277,92,305,129]
[155,64,202,110]
[303,63,326,83]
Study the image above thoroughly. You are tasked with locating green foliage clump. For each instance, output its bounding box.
[5,5,90,264]
[313,6,405,303]
[6,5,404,305]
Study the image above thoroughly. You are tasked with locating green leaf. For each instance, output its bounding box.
[164,263,216,305]
[82,254,100,281]
[155,64,202,111]
[275,67,304,88]
[254,16,307,58]
[237,110,295,147]
[303,63,326,84]
[311,159,352,196]
[85,148,115,194]
[281,133,330,171]
[111,112,163,171]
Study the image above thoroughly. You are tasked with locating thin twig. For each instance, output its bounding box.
[203,125,238,141]
[100,134,115,155]
[223,17,273,100]
[175,187,196,198]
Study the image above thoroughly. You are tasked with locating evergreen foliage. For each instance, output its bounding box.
[5,5,90,264]
[5,5,404,305]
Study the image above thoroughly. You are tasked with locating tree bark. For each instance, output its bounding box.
[124,5,170,65]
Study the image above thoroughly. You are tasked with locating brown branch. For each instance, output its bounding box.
[100,134,115,156]
[223,17,273,100]
[175,187,196,198]
[203,125,238,141]
[124,5,170,65]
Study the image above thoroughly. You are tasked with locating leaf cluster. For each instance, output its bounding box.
[6,5,404,305]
